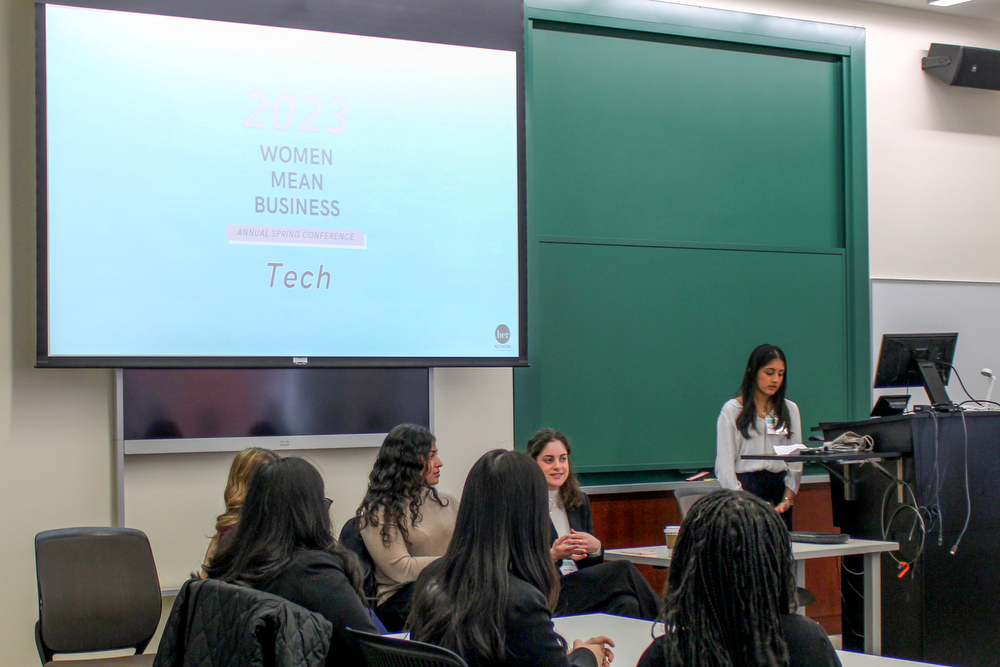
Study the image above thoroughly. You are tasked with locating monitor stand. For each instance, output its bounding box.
[917,360,952,408]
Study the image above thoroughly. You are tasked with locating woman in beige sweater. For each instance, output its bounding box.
[356,424,458,631]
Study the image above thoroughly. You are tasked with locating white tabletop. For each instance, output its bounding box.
[552,613,658,667]
[606,538,898,567]
[552,614,937,667]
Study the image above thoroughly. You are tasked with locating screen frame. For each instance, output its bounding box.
[34,0,527,368]
[118,367,433,455]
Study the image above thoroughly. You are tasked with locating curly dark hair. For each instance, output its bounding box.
[525,428,584,511]
[356,424,446,547]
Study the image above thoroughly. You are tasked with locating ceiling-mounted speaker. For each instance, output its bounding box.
[922,43,1000,91]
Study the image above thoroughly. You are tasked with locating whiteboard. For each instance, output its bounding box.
[871,279,1000,408]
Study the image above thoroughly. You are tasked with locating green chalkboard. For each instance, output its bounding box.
[515,1,869,476]
[528,23,844,249]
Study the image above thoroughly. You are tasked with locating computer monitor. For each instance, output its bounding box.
[874,333,958,407]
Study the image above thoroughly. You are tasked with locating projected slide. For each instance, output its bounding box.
[43,5,519,360]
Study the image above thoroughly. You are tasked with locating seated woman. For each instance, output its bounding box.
[409,449,614,667]
[638,489,841,667]
[527,428,662,620]
[356,424,458,631]
[205,457,379,667]
[201,447,278,573]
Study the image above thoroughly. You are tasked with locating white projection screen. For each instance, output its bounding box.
[36,1,526,368]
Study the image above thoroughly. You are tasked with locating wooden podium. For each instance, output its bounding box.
[818,411,1000,667]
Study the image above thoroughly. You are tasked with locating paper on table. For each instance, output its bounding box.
[772,444,808,455]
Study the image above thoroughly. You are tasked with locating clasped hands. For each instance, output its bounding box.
[551,530,602,562]
[573,636,615,667]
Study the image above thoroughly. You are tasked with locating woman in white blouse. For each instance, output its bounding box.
[715,344,802,530]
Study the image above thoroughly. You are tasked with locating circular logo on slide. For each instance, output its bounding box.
[495,325,511,344]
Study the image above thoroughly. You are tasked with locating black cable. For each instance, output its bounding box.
[839,590,862,640]
[927,411,944,546]
[919,504,941,537]
[939,361,981,406]
[949,410,972,555]
[843,574,865,601]
[841,557,864,577]
[879,469,926,567]
[960,399,1000,409]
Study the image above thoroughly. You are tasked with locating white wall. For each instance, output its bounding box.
[871,279,1000,406]
[3,0,1000,665]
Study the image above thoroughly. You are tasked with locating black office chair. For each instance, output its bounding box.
[670,488,816,608]
[348,629,469,667]
[34,527,162,666]
[340,517,380,602]
[673,484,719,519]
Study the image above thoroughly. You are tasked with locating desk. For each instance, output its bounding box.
[742,452,903,501]
[605,538,898,655]
[552,614,940,667]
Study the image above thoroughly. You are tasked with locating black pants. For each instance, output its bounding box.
[376,581,415,632]
[738,469,793,531]
[556,559,663,620]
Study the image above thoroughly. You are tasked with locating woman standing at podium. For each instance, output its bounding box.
[716,344,802,530]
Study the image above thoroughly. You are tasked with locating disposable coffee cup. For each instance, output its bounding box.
[664,525,680,548]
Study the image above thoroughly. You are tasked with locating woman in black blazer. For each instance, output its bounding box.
[409,449,614,667]
[206,457,380,667]
[527,428,662,620]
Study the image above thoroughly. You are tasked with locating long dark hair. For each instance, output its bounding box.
[356,424,446,547]
[205,457,366,601]
[525,428,584,511]
[658,489,795,667]
[736,344,790,438]
[408,450,560,663]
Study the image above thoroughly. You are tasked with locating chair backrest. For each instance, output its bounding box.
[673,485,720,519]
[348,629,469,667]
[154,578,332,667]
[34,527,162,664]
[340,517,379,601]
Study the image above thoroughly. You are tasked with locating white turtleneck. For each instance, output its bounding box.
[548,489,577,574]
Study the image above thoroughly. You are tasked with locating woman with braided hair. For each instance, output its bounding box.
[637,489,840,667]
[356,424,458,631]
